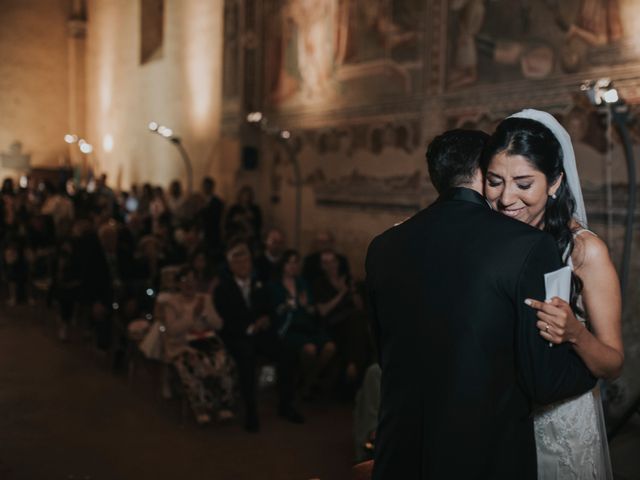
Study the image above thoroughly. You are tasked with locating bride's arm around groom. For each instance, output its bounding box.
[515,233,597,404]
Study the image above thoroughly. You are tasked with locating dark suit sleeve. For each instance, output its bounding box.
[364,237,382,366]
[214,282,245,338]
[253,283,272,318]
[516,234,597,405]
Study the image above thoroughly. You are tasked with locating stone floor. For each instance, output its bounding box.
[0,304,639,480]
[0,305,354,480]
[611,415,640,480]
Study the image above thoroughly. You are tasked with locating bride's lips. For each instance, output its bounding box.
[501,207,524,218]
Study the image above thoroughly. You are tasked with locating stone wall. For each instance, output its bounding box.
[85,0,227,193]
[0,0,70,179]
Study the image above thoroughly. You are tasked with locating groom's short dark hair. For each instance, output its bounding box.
[426,129,489,194]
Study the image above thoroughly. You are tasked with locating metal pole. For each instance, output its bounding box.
[606,106,638,441]
[289,144,302,251]
[170,138,194,194]
[605,108,614,247]
[611,107,635,304]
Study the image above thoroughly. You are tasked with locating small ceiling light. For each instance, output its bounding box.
[247,111,263,123]
[79,142,93,154]
[19,176,28,189]
[603,88,619,104]
[581,78,620,106]
[280,130,291,139]
[64,134,78,144]
[161,128,173,138]
[148,121,159,132]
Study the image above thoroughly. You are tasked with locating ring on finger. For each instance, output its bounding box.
[545,323,550,333]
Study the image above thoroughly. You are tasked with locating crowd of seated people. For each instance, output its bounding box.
[0,173,376,433]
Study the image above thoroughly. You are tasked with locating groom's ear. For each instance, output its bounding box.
[548,172,563,197]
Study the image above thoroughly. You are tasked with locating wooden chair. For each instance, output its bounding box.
[352,460,374,480]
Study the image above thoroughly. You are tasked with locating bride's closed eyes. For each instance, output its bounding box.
[486,173,534,190]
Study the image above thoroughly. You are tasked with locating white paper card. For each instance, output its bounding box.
[544,266,572,302]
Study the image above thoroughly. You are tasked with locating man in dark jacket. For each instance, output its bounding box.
[366,130,596,479]
[200,176,224,257]
[214,240,303,432]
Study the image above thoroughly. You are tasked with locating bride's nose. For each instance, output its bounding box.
[498,184,518,208]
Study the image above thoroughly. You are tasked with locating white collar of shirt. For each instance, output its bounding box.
[265,251,281,264]
[234,276,252,305]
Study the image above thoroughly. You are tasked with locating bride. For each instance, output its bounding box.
[481,109,624,479]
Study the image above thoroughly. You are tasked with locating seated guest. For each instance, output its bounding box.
[224,186,262,251]
[215,241,303,432]
[302,230,350,286]
[97,222,143,368]
[52,235,82,341]
[190,249,218,295]
[174,221,203,260]
[41,182,75,238]
[154,214,184,265]
[314,250,370,387]
[75,223,114,350]
[2,234,28,306]
[200,176,224,258]
[132,235,165,314]
[166,180,184,218]
[254,227,286,283]
[271,250,336,400]
[137,183,154,218]
[156,266,237,425]
[25,213,57,302]
[150,186,168,234]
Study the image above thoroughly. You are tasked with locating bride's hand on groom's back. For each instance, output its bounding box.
[525,297,587,345]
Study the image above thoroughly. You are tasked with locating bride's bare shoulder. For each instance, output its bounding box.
[571,228,611,272]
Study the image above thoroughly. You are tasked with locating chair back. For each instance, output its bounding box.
[352,460,373,480]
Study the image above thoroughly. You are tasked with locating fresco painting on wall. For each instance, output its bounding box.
[267,121,426,210]
[264,0,424,107]
[308,168,427,211]
[447,0,640,90]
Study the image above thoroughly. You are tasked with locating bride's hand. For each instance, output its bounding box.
[525,297,587,345]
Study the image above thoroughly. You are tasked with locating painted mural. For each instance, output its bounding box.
[447,0,640,89]
[263,0,424,107]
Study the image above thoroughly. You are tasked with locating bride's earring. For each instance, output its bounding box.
[550,193,557,200]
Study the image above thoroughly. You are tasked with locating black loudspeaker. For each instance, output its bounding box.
[241,146,259,170]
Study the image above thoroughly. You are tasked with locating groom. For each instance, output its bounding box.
[365,129,596,479]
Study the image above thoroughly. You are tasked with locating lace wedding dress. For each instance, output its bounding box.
[533,230,613,480]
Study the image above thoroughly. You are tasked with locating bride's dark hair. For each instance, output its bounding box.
[480,117,583,310]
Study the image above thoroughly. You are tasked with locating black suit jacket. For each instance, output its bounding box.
[214,274,271,341]
[366,188,596,480]
[202,195,224,249]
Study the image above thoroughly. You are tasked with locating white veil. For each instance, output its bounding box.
[508,109,588,228]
